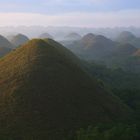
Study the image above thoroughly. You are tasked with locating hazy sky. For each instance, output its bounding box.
[0,0,140,27]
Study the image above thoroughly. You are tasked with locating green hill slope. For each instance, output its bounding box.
[0,35,15,49]
[65,33,116,60]
[0,39,131,139]
[0,47,12,57]
[116,31,140,48]
[116,31,136,43]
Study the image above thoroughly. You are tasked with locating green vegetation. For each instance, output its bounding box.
[0,47,12,57]
[85,61,140,110]
[84,61,140,139]
[0,39,132,139]
[65,33,116,60]
[64,33,140,73]
[75,124,138,140]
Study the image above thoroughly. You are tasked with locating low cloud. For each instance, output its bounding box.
[0,9,140,27]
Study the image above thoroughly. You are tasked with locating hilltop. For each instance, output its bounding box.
[64,32,81,41]
[116,31,136,43]
[10,34,29,47]
[39,33,54,39]
[0,39,131,139]
[116,31,140,48]
[65,33,116,60]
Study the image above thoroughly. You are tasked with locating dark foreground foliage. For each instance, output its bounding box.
[75,123,139,140]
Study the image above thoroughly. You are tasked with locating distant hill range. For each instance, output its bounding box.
[0,39,131,139]
[64,32,82,41]
[0,47,12,57]
[101,43,139,70]
[65,33,116,60]
[10,34,29,47]
[0,35,15,57]
[63,32,140,73]
[116,31,140,48]
[0,35,15,49]
[60,32,82,47]
[39,33,54,39]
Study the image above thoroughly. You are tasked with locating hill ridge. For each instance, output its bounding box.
[0,39,132,139]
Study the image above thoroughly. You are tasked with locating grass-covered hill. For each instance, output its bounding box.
[0,35,15,49]
[0,35,15,57]
[99,44,140,73]
[39,33,54,39]
[0,39,131,139]
[101,44,138,65]
[116,31,140,48]
[84,61,140,135]
[65,33,116,60]
[64,32,81,41]
[0,47,12,58]
[10,34,29,47]
[116,31,136,43]
[63,32,140,73]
